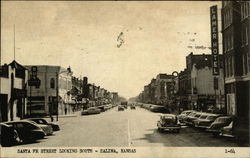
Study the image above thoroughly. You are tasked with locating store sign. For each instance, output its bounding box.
[210,5,219,75]
[14,88,27,97]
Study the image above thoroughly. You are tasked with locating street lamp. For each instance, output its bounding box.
[172,71,179,113]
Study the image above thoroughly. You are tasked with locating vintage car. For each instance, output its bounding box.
[157,114,181,133]
[81,107,101,115]
[185,112,202,126]
[27,118,60,131]
[118,105,125,111]
[177,110,195,123]
[193,113,221,129]
[150,105,169,113]
[206,116,233,136]
[97,105,105,112]
[220,117,249,146]
[25,120,53,136]
[5,120,45,143]
[0,123,20,146]
[130,105,136,110]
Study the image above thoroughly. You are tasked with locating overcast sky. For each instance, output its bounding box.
[1,1,221,99]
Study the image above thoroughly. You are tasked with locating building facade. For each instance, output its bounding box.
[25,65,73,116]
[221,1,250,118]
[0,61,28,122]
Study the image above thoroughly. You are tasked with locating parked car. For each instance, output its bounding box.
[150,105,169,113]
[97,105,105,112]
[193,113,221,129]
[81,107,101,115]
[220,117,249,146]
[130,105,136,110]
[185,112,202,126]
[0,123,20,146]
[206,116,234,136]
[157,114,181,133]
[177,110,195,123]
[26,120,53,136]
[27,118,60,131]
[5,120,45,143]
[118,105,125,111]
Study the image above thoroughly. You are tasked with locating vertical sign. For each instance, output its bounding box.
[210,5,219,75]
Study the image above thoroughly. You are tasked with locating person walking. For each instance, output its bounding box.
[64,107,67,115]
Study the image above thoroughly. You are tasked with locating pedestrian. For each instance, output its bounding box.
[64,107,67,115]
[50,114,54,122]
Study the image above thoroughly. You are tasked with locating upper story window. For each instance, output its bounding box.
[241,26,249,46]
[224,32,234,52]
[223,9,232,29]
[50,78,55,89]
[241,2,250,20]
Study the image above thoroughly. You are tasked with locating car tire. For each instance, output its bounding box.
[213,132,219,137]
[13,130,21,144]
[158,128,162,133]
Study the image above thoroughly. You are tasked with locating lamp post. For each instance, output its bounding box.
[172,71,179,113]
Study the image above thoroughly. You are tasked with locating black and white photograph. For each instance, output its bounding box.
[0,0,249,157]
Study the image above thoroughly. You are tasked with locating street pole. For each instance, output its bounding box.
[29,83,32,116]
[56,72,59,121]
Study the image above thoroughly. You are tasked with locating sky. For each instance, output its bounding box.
[1,1,221,99]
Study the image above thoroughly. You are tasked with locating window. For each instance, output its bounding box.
[246,27,248,45]
[243,53,248,75]
[225,57,228,77]
[247,53,250,73]
[228,56,232,77]
[241,2,250,20]
[50,78,55,89]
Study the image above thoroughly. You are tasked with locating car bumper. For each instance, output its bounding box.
[158,124,181,130]
[206,129,220,133]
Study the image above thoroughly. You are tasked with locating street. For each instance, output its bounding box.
[20,107,239,147]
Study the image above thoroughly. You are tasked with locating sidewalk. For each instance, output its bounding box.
[44,111,81,119]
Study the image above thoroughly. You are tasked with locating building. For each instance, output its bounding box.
[190,55,225,112]
[221,1,250,118]
[25,65,73,116]
[0,61,28,122]
[178,69,189,110]
[155,74,173,105]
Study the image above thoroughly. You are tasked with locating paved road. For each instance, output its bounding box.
[20,107,238,147]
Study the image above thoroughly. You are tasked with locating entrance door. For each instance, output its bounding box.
[0,94,8,122]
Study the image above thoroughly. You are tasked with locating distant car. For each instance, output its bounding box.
[150,105,169,113]
[27,118,60,131]
[0,123,20,146]
[97,105,105,112]
[5,120,45,143]
[177,110,195,123]
[185,112,202,126]
[206,116,234,136]
[118,105,125,111]
[130,105,136,110]
[81,107,101,115]
[193,113,221,129]
[157,114,181,133]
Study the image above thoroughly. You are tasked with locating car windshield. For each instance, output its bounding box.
[188,113,196,117]
[186,112,192,115]
[200,115,208,119]
[215,117,231,123]
[195,114,201,118]
[162,116,176,124]
[207,116,218,121]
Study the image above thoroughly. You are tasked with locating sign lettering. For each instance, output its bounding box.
[210,5,219,75]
